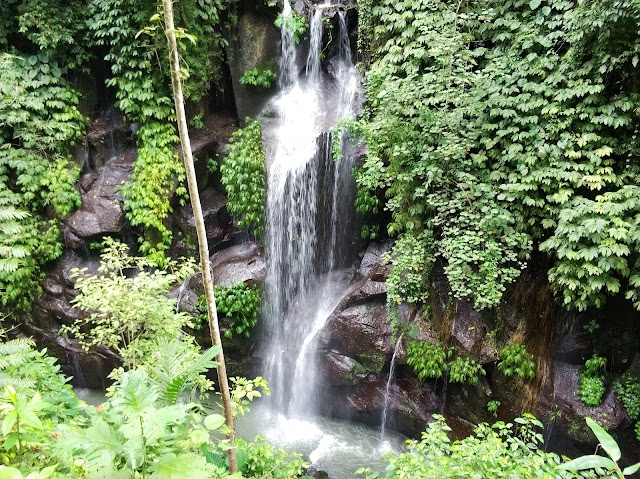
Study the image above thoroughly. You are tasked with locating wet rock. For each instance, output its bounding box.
[318,375,438,437]
[173,188,232,247]
[66,153,134,239]
[319,301,392,368]
[539,361,626,443]
[556,330,593,365]
[228,10,280,120]
[357,240,393,281]
[20,322,119,389]
[321,351,366,386]
[210,242,266,287]
[84,111,133,170]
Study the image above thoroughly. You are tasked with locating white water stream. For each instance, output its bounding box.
[255,3,407,476]
[262,0,360,417]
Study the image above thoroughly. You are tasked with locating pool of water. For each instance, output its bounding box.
[236,401,406,479]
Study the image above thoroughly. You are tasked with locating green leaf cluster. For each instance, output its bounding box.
[274,11,308,45]
[220,119,266,236]
[240,68,277,89]
[613,375,640,440]
[497,343,536,380]
[406,340,447,381]
[61,238,197,369]
[406,340,486,385]
[577,355,607,407]
[198,283,261,339]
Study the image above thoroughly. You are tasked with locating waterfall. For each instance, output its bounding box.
[262,0,360,418]
[380,335,403,440]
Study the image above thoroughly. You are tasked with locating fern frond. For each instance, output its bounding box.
[0,337,35,370]
[0,372,35,388]
[144,338,219,404]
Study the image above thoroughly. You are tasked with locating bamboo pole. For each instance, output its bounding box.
[162,0,237,472]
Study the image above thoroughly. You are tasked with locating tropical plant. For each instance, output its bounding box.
[274,10,307,44]
[406,340,447,381]
[55,369,221,479]
[61,238,197,368]
[0,52,85,309]
[558,417,640,478]
[448,356,486,385]
[199,283,262,339]
[357,414,566,479]
[240,68,277,88]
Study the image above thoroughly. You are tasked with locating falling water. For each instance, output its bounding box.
[262,0,361,418]
[380,335,403,440]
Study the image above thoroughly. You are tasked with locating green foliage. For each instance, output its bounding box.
[141,338,219,404]
[487,399,501,418]
[407,340,485,385]
[497,343,536,380]
[357,414,565,479]
[230,376,270,419]
[274,11,308,44]
[577,355,608,407]
[0,386,51,460]
[61,238,196,369]
[87,0,232,262]
[355,0,640,313]
[540,187,640,311]
[17,0,92,72]
[406,340,447,381]
[578,376,607,408]
[383,233,433,306]
[199,283,261,339]
[0,53,85,309]
[220,119,266,236]
[241,436,308,479]
[0,465,57,479]
[240,68,277,88]
[55,369,219,479]
[448,356,485,385]
[558,417,640,478]
[613,376,640,420]
[613,375,640,440]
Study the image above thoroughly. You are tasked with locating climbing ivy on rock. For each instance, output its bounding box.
[220,119,266,236]
[355,0,640,313]
[88,0,232,264]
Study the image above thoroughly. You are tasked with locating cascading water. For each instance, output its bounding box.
[380,335,403,440]
[240,4,405,476]
[262,0,361,419]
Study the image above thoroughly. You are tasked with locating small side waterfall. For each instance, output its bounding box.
[380,335,403,440]
[262,0,360,418]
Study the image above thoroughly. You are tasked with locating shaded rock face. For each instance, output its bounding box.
[66,151,134,241]
[228,9,280,120]
[172,188,233,254]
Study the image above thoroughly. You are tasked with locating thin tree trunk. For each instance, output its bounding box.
[162,0,237,472]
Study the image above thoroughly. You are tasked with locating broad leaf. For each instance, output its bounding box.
[623,462,640,476]
[149,453,212,479]
[557,455,617,471]
[586,417,621,462]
